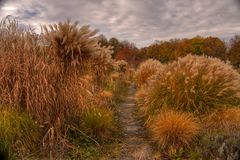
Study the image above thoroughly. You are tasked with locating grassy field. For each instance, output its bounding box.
[0,16,240,160]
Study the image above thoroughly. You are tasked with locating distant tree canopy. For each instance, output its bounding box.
[98,34,240,68]
[98,34,109,47]
[97,35,139,66]
[138,36,227,63]
[108,37,123,57]
[115,41,139,66]
[202,37,226,59]
[97,35,124,58]
[228,35,240,67]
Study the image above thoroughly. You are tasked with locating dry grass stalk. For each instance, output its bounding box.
[0,17,116,156]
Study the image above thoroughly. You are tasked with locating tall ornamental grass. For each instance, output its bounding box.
[135,59,163,87]
[143,55,240,116]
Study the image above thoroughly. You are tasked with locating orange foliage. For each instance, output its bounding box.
[115,43,139,66]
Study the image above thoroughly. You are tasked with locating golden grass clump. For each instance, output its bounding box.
[150,109,200,149]
[135,59,163,87]
[202,107,240,135]
[144,54,240,115]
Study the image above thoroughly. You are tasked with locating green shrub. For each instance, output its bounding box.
[82,107,115,138]
[0,107,39,158]
[143,55,240,116]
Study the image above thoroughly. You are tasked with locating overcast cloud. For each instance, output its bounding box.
[0,0,240,47]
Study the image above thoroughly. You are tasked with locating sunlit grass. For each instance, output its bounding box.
[142,55,240,116]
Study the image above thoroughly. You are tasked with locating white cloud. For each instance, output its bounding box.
[0,0,240,47]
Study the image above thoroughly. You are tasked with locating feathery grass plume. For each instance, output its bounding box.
[0,107,39,159]
[0,18,62,155]
[0,17,57,112]
[113,60,129,73]
[144,54,240,116]
[90,45,114,86]
[0,16,39,52]
[82,107,115,138]
[135,59,163,87]
[150,109,200,149]
[202,107,240,136]
[43,19,99,73]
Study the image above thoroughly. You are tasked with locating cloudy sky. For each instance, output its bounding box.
[0,0,240,47]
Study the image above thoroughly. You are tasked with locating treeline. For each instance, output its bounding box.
[99,35,240,67]
[139,36,240,66]
[98,35,139,65]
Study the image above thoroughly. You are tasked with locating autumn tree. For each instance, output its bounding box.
[202,37,226,59]
[139,39,184,63]
[228,35,240,67]
[109,37,123,58]
[98,34,109,47]
[189,36,204,55]
[137,36,227,63]
[115,41,139,66]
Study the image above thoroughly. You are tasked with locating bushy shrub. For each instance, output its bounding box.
[197,110,240,160]
[150,109,199,149]
[144,55,240,115]
[0,107,39,158]
[197,134,240,160]
[82,107,115,138]
[135,59,163,87]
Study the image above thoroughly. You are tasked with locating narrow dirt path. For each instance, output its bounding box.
[118,84,154,160]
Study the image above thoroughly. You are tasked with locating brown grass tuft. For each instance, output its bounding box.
[150,109,200,149]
